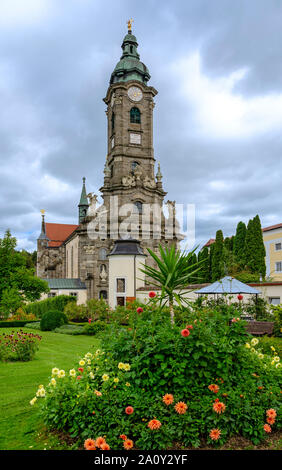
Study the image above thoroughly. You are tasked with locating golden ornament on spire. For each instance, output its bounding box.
[40,209,45,215]
[127,18,133,32]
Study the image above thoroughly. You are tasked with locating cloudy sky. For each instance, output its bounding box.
[1,0,282,252]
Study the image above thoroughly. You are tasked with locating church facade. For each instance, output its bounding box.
[37,24,181,304]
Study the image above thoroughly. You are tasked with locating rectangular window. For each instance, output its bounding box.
[275,262,282,272]
[48,292,57,298]
[116,278,126,293]
[275,242,282,251]
[116,296,126,306]
[115,277,126,307]
[269,297,280,305]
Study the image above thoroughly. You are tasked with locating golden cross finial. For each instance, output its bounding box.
[127,18,133,31]
[40,209,45,215]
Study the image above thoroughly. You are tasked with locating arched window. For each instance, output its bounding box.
[133,201,143,214]
[130,107,141,124]
[98,248,107,260]
[100,290,107,300]
[111,112,115,132]
[131,161,139,173]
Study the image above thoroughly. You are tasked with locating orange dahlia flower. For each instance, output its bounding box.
[267,416,275,425]
[163,393,174,405]
[84,438,96,450]
[148,419,162,430]
[266,408,277,419]
[95,436,106,448]
[120,434,127,440]
[181,329,190,337]
[213,401,226,414]
[101,442,110,450]
[94,390,102,396]
[263,424,272,433]
[175,401,188,414]
[123,439,134,450]
[209,428,221,441]
[208,384,219,393]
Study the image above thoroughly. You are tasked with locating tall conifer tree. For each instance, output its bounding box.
[252,215,266,278]
[234,221,247,266]
[198,246,210,283]
[211,230,224,281]
[244,215,266,278]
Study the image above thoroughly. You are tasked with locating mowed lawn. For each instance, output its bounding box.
[0,328,100,450]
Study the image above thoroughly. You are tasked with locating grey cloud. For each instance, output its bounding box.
[0,0,282,250]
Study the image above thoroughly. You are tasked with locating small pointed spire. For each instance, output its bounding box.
[38,210,49,240]
[79,177,88,206]
[78,177,89,224]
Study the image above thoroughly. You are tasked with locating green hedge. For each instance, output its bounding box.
[0,320,39,328]
[25,295,76,318]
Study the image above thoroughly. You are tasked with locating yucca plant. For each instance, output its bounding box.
[140,243,201,324]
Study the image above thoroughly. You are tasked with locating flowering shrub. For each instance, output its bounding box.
[0,329,41,362]
[31,306,282,450]
[7,310,37,322]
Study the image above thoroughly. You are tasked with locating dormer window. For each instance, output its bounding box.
[130,107,141,124]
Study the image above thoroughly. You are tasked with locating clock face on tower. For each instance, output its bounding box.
[127,86,143,102]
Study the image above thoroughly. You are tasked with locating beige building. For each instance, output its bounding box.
[40,279,87,305]
[262,223,282,282]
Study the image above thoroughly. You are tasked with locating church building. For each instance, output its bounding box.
[37,22,181,305]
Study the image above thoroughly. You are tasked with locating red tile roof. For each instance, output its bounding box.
[204,238,215,247]
[46,223,78,247]
[262,223,282,232]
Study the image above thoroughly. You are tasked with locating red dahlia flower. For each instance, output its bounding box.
[125,406,134,415]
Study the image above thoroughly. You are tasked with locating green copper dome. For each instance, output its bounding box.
[110,31,150,85]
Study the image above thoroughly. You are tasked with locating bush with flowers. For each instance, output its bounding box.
[31,297,281,450]
[0,329,42,362]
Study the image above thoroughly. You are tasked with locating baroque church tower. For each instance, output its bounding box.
[37,23,181,302]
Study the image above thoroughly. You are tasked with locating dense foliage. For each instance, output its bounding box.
[0,230,49,317]
[33,302,281,450]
